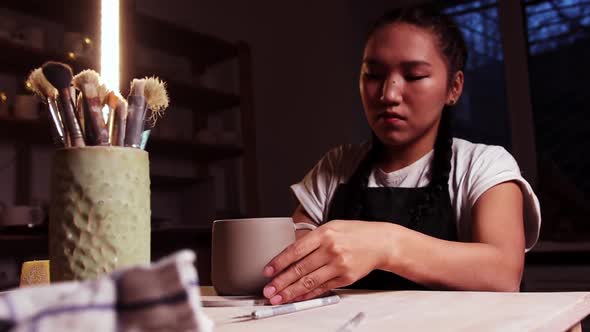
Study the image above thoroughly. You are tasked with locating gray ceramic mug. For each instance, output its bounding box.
[211,217,317,296]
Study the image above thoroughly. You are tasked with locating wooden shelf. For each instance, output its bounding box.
[1,2,237,77]
[0,1,259,218]
[531,241,590,253]
[0,119,243,162]
[0,117,54,144]
[134,13,237,74]
[0,39,97,78]
[0,225,212,245]
[0,40,238,113]
[146,137,243,162]
[1,1,99,34]
[133,66,241,112]
[165,78,241,112]
[0,38,239,113]
[150,174,211,192]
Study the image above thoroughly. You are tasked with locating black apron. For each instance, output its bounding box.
[326,166,457,290]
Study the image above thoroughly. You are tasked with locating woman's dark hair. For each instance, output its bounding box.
[342,4,468,224]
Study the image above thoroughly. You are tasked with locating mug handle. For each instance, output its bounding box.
[294,222,317,231]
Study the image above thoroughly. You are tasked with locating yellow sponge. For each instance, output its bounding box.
[20,260,50,287]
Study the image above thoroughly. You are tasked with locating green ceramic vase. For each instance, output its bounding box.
[49,146,151,281]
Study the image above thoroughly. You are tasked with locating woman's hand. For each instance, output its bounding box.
[261,220,394,305]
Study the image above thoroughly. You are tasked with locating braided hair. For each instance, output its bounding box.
[342,4,468,224]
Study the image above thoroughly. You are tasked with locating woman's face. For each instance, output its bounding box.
[360,22,456,148]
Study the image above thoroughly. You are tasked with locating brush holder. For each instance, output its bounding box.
[49,146,150,281]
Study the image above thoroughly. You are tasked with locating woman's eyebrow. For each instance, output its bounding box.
[401,60,432,68]
[362,59,432,68]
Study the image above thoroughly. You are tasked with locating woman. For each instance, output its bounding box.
[262,4,541,305]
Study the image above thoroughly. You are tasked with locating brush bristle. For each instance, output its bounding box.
[130,79,146,96]
[97,84,110,105]
[116,93,127,109]
[144,76,169,114]
[72,69,101,90]
[26,68,58,99]
[41,61,73,90]
[106,91,119,109]
[81,83,98,99]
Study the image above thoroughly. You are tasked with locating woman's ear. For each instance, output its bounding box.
[446,71,464,106]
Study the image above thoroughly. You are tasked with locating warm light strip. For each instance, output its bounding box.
[100,0,120,92]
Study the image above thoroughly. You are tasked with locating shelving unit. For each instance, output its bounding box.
[0,1,259,215]
[0,1,259,283]
[0,118,244,162]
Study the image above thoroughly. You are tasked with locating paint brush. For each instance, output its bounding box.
[73,70,108,145]
[26,68,66,147]
[113,94,128,146]
[105,91,119,145]
[42,61,85,147]
[97,84,112,143]
[75,93,85,138]
[124,79,147,148]
[140,76,169,149]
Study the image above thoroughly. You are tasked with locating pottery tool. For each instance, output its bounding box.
[201,295,269,307]
[104,91,119,145]
[42,62,85,147]
[26,68,66,147]
[73,70,109,145]
[236,294,341,320]
[112,94,128,146]
[124,79,147,148]
[140,76,169,149]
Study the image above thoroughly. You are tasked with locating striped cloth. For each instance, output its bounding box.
[0,250,213,332]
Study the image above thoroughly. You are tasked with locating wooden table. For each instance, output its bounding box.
[200,287,590,332]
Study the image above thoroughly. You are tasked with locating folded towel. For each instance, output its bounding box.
[0,250,214,332]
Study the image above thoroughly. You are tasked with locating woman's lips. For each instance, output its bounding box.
[378,112,406,125]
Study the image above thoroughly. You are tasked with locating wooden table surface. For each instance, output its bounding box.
[200,287,590,332]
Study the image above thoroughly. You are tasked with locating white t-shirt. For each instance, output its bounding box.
[290,138,541,251]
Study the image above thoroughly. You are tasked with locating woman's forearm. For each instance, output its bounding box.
[379,223,523,291]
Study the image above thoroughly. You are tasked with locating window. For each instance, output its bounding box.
[524,0,590,240]
[444,0,512,149]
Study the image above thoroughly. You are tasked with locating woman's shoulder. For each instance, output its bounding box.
[452,138,517,167]
[451,137,521,184]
